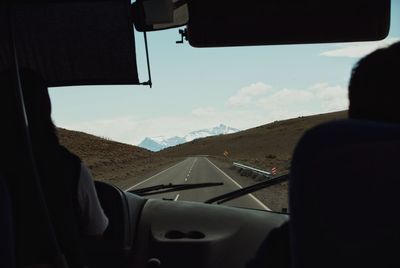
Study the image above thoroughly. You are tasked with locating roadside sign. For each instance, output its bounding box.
[223,150,229,157]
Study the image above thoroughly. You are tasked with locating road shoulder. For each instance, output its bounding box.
[207,157,288,212]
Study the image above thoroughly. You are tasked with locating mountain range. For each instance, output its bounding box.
[138,124,240,151]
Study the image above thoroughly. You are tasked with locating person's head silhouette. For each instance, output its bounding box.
[348,41,400,123]
[19,69,58,146]
[0,68,56,144]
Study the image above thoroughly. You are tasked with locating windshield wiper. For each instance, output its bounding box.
[129,182,224,196]
[204,173,289,205]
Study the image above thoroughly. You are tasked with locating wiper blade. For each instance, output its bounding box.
[129,182,224,196]
[204,173,289,205]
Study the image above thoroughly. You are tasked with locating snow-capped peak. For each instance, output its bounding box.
[138,124,240,151]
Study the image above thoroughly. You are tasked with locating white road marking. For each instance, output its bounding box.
[125,159,188,191]
[174,194,180,201]
[205,158,271,211]
[184,158,197,182]
[188,158,197,172]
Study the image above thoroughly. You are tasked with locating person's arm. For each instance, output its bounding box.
[77,163,109,237]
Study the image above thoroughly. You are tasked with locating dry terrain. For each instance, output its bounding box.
[58,110,347,210]
[57,128,177,188]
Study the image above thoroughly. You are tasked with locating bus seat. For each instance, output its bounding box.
[290,119,400,268]
[0,175,15,268]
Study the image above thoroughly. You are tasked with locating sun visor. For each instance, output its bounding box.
[0,0,139,87]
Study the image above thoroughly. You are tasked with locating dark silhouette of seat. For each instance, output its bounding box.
[290,119,400,268]
[0,175,15,268]
[1,69,80,267]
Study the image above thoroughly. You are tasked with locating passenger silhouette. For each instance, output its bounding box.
[348,41,400,122]
[20,69,109,236]
[0,69,108,267]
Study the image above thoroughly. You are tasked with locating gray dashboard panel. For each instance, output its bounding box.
[131,199,288,268]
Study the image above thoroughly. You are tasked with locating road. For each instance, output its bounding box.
[126,156,269,210]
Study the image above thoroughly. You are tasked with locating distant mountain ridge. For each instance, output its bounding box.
[138,124,240,151]
[160,111,348,173]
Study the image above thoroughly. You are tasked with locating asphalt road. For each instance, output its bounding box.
[126,156,269,210]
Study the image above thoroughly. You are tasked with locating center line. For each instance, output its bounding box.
[174,194,180,201]
[185,158,197,181]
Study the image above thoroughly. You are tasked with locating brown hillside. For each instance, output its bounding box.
[160,111,348,173]
[56,111,346,195]
[57,128,171,185]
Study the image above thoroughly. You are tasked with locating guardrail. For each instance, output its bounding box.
[233,162,272,178]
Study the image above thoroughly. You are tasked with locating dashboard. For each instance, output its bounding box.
[95,181,288,268]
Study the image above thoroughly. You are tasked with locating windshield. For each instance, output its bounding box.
[50,1,400,212]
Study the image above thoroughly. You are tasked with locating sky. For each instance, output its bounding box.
[49,1,400,145]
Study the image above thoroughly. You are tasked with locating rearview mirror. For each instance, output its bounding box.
[132,0,188,32]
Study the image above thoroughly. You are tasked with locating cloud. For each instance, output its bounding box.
[227,82,272,107]
[309,83,348,111]
[62,116,142,145]
[257,88,314,108]
[228,82,348,122]
[192,107,216,116]
[320,37,400,58]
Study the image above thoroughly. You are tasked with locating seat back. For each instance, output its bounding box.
[0,175,15,268]
[290,119,400,268]
[0,69,69,267]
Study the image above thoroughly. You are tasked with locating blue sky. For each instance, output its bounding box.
[50,1,400,145]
